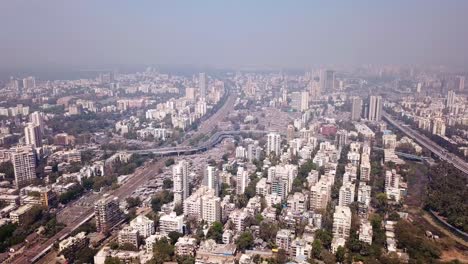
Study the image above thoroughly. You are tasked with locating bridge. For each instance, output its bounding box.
[127,130,272,156]
[372,146,430,161]
[382,112,468,175]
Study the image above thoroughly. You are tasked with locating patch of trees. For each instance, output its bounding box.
[425,162,468,232]
[395,220,441,262]
[59,184,85,204]
[151,190,174,213]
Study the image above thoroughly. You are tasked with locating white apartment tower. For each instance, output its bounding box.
[236,166,249,195]
[12,146,36,188]
[368,96,382,122]
[199,73,207,100]
[204,165,219,195]
[24,122,42,148]
[332,206,352,240]
[338,182,355,207]
[173,160,189,205]
[267,132,281,156]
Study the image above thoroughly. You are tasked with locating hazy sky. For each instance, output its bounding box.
[1,0,468,70]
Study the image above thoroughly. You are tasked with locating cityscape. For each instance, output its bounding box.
[0,1,467,264]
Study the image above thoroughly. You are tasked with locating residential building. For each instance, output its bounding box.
[12,146,36,188]
[95,195,122,233]
[160,212,184,234]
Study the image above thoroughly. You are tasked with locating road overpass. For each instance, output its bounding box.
[382,112,468,175]
[127,130,271,156]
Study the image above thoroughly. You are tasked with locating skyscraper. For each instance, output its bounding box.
[267,132,281,156]
[204,165,218,195]
[173,160,189,205]
[351,97,363,121]
[12,146,36,188]
[22,76,36,89]
[236,166,249,195]
[24,122,42,148]
[320,70,335,93]
[199,73,207,100]
[367,96,382,122]
[455,76,465,91]
[446,90,456,108]
[30,111,44,134]
[300,91,309,111]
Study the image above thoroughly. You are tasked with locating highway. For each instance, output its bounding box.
[13,82,239,264]
[383,112,468,175]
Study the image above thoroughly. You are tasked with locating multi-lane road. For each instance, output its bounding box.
[13,84,238,264]
[383,112,468,175]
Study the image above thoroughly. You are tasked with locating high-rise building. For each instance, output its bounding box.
[24,122,42,148]
[22,76,36,89]
[300,91,309,111]
[351,97,363,121]
[455,76,465,91]
[416,82,422,93]
[201,191,221,225]
[432,118,446,136]
[367,96,382,121]
[204,165,219,195]
[185,87,196,101]
[236,166,249,195]
[287,124,295,141]
[357,182,371,208]
[338,182,355,207]
[335,130,348,148]
[95,195,122,233]
[446,90,456,108]
[199,73,207,100]
[320,70,335,93]
[267,132,281,156]
[290,92,301,111]
[30,111,44,134]
[12,146,36,188]
[332,206,352,239]
[173,160,189,205]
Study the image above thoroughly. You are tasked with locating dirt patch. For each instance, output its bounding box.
[440,248,468,263]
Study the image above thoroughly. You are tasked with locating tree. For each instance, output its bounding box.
[277,248,288,264]
[105,256,123,264]
[335,246,345,263]
[311,240,322,259]
[259,221,278,244]
[163,179,174,189]
[206,221,223,243]
[236,231,254,251]
[152,238,175,264]
[375,193,388,213]
[315,229,332,249]
[168,231,183,245]
[165,158,175,167]
[125,197,141,208]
